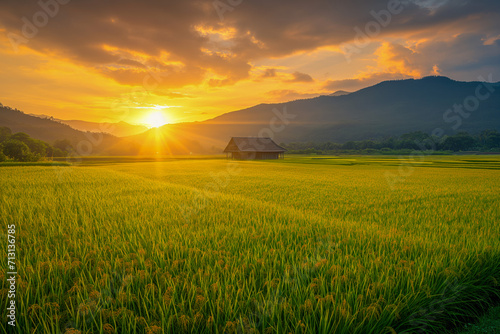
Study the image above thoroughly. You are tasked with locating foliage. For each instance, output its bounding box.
[283,130,500,154]
[1,157,499,333]
[53,139,73,154]
[11,132,48,156]
[0,127,69,161]
[1,139,35,162]
[457,306,500,334]
[0,161,71,167]
[0,126,12,142]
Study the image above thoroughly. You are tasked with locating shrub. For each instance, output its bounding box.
[1,139,34,162]
[0,126,11,143]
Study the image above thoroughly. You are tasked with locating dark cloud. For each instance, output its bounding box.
[260,68,277,78]
[0,0,498,88]
[287,71,314,83]
[409,33,500,79]
[323,72,412,91]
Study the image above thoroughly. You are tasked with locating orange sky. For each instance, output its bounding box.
[0,0,499,127]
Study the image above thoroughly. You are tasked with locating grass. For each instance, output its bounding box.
[0,161,71,167]
[0,155,499,333]
[456,306,500,333]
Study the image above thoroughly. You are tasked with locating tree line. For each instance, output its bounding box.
[282,130,500,155]
[0,126,71,162]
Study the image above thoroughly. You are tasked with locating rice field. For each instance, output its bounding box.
[1,156,499,333]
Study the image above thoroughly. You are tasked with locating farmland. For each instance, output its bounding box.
[1,156,499,333]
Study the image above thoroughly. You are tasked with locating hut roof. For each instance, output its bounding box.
[223,137,286,153]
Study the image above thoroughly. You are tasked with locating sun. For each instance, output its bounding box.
[144,110,170,128]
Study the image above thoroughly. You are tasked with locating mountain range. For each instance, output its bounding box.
[130,76,500,153]
[0,106,139,155]
[1,76,499,155]
[27,115,148,137]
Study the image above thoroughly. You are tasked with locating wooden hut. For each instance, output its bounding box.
[223,137,286,160]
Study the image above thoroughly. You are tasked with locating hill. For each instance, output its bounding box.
[28,114,148,137]
[56,119,147,137]
[0,105,139,155]
[129,76,500,153]
[3,76,500,155]
[329,90,351,96]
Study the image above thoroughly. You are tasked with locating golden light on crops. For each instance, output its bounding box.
[3,157,500,332]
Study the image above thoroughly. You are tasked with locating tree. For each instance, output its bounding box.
[10,132,30,141]
[397,139,420,150]
[53,139,73,153]
[1,139,34,162]
[380,137,396,149]
[26,138,47,156]
[400,131,430,142]
[359,140,377,149]
[0,126,11,143]
[442,133,476,151]
[480,130,500,149]
[46,146,66,157]
[10,132,48,157]
[0,150,6,162]
[342,141,358,150]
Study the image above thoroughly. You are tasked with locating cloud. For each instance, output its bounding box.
[260,68,277,78]
[368,35,500,81]
[0,0,499,126]
[0,0,498,90]
[323,30,500,92]
[409,33,500,79]
[323,72,412,91]
[155,91,193,99]
[286,71,314,83]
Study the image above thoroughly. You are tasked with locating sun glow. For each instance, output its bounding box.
[144,110,170,128]
[135,105,180,128]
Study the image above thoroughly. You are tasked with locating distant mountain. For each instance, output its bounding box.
[129,76,500,154]
[28,115,148,137]
[59,119,148,137]
[0,106,139,155]
[3,76,500,156]
[329,90,351,97]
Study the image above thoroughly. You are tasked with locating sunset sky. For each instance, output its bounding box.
[1,0,499,127]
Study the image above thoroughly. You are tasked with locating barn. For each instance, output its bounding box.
[223,137,286,160]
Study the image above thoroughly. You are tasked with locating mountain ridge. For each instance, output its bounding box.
[2,76,500,155]
[127,76,500,153]
[0,106,139,155]
[28,114,148,137]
